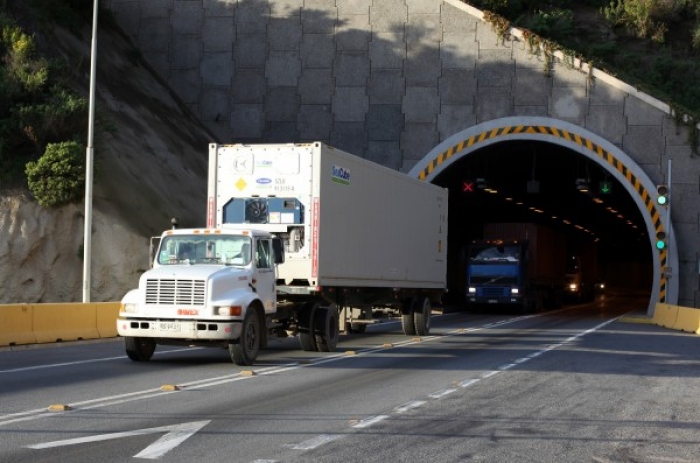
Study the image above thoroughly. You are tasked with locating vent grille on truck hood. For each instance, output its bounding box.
[145,279,206,306]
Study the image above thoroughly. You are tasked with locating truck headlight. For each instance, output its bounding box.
[217,306,242,316]
[121,302,138,314]
[568,283,578,291]
[468,287,476,294]
[510,288,519,295]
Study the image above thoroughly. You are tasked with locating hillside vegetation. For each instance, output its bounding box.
[466,0,700,142]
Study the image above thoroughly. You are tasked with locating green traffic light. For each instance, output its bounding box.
[656,240,666,250]
[657,195,667,205]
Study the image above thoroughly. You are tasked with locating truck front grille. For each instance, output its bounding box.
[481,287,507,297]
[145,279,206,306]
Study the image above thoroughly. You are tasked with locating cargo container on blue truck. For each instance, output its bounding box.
[465,223,567,312]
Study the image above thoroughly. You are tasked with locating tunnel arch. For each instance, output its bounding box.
[409,116,678,315]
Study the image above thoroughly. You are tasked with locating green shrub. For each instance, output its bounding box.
[25,140,85,207]
[520,9,575,42]
[602,0,685,43]
[15,85,87,147]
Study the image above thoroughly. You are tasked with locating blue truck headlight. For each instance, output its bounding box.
[468,287,476,294]
[510,288,519,295]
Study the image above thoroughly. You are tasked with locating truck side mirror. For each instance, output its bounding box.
[272,237,285,264]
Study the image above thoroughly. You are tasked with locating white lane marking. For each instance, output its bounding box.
[27,420,210,460]
[394,400,426,413]
[458,379,479,388]
[429,388,457,399]
[134,421,210,459]
[352,415,389,429]
[0,314,618,431]
[0,347,204,374]
[291,434,342,450]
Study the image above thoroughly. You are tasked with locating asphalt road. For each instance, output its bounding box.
[2,295,699,463]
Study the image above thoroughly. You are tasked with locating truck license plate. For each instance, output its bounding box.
[488,299,497,304]
[159,322,181,331]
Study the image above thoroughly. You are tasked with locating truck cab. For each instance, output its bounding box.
[118,226,284,365]
[465,240,525,307]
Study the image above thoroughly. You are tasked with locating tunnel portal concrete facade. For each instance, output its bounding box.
[105,0,699,308]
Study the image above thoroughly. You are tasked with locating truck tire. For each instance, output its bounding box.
[413,296,431,336]
[315,305,339,352]
[401,298,416,336]
[125,337,156,362]
[229,308,261,366]
[298,302,318,352]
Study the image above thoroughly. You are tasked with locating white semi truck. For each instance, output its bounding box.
[118,142,448,365]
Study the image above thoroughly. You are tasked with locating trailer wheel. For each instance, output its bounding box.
[401,298,416,336]
[413,296,431,336]
[315,305,339,352]
[125,337,156,362]
[298,302,318,352]
[229,307,260,366]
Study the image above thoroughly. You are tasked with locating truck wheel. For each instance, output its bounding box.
[315,305,339,352]
[229,308,260,366]
[401,298,416,336]
[413,296,431,336]
[298,302,318,352]
[125,337,156,362]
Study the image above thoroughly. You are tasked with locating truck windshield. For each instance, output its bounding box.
[157,235,252,266]
[470,245,520,263]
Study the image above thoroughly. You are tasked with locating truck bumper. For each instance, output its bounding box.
[467,295,522,304]
[117,317,242,341]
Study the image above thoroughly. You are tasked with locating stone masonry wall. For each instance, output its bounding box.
[105,0,700,306]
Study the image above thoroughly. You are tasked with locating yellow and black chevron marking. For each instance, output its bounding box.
[419,124,667,302]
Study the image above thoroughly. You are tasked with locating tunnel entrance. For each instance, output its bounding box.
[409,117,678,314]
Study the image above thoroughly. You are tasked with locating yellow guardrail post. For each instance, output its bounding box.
[1,302,121,347]
[672,306,700,334]
[33,303,100,343]
[652,302,679,329]
[0,305,36,346]
[96,302,121,338]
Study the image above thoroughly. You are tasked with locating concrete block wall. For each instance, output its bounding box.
[104,0,700,306]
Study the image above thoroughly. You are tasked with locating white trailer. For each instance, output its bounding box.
[209,142,447,333]
[118,142,447,365]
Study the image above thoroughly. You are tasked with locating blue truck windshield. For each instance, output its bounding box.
[469,245,521,263]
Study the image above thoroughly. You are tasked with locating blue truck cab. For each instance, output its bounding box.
[465,240,526,306]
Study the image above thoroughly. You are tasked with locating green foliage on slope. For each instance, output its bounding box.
[0,0,89,204]
[468,0,700,122]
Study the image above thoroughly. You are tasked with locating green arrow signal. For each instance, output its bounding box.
[599,181,612,194]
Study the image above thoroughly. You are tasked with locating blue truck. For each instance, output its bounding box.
[465,223,567,312]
